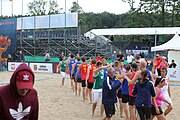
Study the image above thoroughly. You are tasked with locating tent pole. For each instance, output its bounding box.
[154,30,157,56]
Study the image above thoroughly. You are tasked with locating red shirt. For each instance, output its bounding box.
[88,64,96,83]
[156,58,162,70]
[81,62,88,80]
[129,71,136,97]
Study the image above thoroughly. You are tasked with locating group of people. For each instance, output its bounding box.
[57,53,173,120]
[0,50,175,120]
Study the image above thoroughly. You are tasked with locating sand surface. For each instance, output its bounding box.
[0,71,180,120]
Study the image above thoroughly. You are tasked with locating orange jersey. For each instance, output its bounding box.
[81,62,88,80]
[88,64,96,83]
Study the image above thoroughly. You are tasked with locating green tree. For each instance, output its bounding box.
[122,0,136,11]
[139,0,180,26]
[49,0,60,14]
[69,2,84,14]
[28,0,47,16]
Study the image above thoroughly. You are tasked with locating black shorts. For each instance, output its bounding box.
[151,105,163,115]
[104,104,115,118]
[76,78,82,83]
[129,96,136,106]
[117,90,123,98]
[136,106,151,120]
[122,94,129,103]
[87,81,94,89]
[81,80,86,87]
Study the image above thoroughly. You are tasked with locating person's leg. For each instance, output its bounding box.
[89,88,92,104]
[81,80,86,102]
[136,107,145,120]
[144,107,151,120]
[78,83,81,96]
[129,96,136,120]
[156,114,166,120]
[164,105,173,116]
[62,78,65,86]
[100,103,104,119]
[119,98,124,118]
[74,80,77,96]
[92,102,97,116]
[86,87,89,100]
[129,105,136,120]
[122,95,129,119]
[92,90,98,116]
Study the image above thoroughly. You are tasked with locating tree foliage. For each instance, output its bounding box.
[69,2,84,14]
[49,0,60,14]
[28,0,47,16]
[28,0,60,16]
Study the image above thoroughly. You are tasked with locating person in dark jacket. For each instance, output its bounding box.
[124,70,156,120]
[0,63,39,120]
[17,51,25,62]
[102,67,122,120]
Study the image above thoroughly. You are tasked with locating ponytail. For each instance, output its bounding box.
[140,70,148,86]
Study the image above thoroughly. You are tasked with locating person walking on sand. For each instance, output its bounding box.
[102,67,122,120]
[92,61,110,119]
[58,56,67,87]
[86,59,96,104]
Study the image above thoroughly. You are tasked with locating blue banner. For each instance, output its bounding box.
[0,18,17,58]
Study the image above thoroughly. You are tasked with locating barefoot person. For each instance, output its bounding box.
[124,70,156,120]
[77,56,88,102]
[151,78,172,120]
[160,68,173,116]
[67,54,76,92]
[92,61,109,118]
[86,59,96,104]
[58,56,67,87]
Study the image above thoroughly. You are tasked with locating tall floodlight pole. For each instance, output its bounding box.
[64,0,67,56]
[20,0,23,51]
[1,0,2,17]
[9,0,13,17]
[48,0,51,53]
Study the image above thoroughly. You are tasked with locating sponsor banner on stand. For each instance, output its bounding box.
[167,68,180,81]
[29,63,53,73]
[8,62,28,72]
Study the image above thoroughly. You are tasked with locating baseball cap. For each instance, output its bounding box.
[16,71,34,89]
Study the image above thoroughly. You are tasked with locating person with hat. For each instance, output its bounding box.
[0,63,39,119]
[154,54,162,76]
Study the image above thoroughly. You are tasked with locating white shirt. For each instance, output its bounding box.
[127,55,134,63]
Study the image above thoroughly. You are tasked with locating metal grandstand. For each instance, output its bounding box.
[16,29,119,58]
[15,13,119,59]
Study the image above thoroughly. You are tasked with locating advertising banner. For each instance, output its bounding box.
[167,68,180,81]
[8,62,28,72]
[29,63,53,73]
[0,18,17,58]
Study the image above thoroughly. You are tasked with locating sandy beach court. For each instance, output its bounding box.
[0,71,180,120]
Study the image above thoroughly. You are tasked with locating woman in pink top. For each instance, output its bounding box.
[160,56,168,70]
[151,78,171,120]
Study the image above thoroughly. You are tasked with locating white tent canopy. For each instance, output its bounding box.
[151,34,180,51]
[86,27,180,36]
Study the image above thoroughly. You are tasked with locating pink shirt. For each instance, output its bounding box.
[156,87,164,106]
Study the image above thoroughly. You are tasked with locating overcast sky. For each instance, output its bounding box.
[1,0,140,16]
